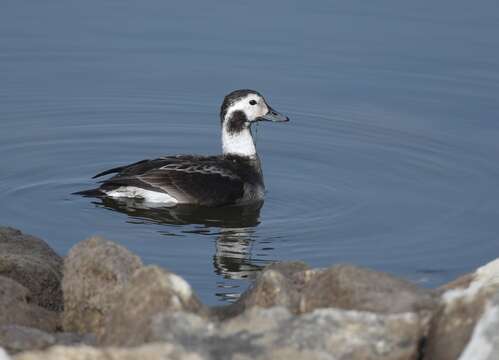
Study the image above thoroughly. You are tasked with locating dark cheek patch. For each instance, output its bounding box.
[227,111,248,135]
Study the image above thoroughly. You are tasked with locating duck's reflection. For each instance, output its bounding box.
[93,197,270,301]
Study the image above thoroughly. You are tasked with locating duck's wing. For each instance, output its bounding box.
[95,155,245,206]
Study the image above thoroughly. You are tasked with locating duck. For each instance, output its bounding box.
[77,89,289,207]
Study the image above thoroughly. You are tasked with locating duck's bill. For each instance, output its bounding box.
[257,107,289,122]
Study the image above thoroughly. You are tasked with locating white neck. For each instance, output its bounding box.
[222,125,257,157]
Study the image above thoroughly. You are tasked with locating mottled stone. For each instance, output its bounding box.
[459,292,499,360]
[13,343,206,360]
[99,266,206,346]
[0,325,95,354]
[225,262,436,319]
[0,325,55,354]
[221,306,291,335]
[215,262,308,319]
[299,264,437,314]
[0,324,96,355]
[424,258,499,360]
[149,306,422,360]
[62,236,143,334]
[0,276,59,332]
[0,227,63,311]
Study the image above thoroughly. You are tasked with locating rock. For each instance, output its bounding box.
[261,308,422,360]
[0,325,55,354]
[19,306,419,359]
[99,265,206,346]
[220,262,308,319]
[52,332,96,347]
[299,264,437,314]
[226,262,437,318]
[13,343,206,360]
[424,258,499,360]
[148,306,423,360]
[62,236,143,334]
[0,276,59,332]
[0,227,63,311]
[459,291,499,360]
[0,348,10,360]
[221,306,291,335]
[0,324,96,355]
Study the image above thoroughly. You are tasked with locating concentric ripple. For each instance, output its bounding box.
[2,0,499,304]
[2,92,499,303]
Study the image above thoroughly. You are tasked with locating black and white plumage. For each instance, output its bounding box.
[77,89,289,207]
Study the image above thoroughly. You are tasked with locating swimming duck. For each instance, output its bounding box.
[78,89,289,207]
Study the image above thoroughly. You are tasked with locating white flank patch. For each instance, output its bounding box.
[168,273,192,300]
[222,126,257,157]
[444,258,499,303]
[104,186,178,206]
[0,348,10,360]
[458,303,498,360]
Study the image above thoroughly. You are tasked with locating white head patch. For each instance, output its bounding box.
[224,94,269,123]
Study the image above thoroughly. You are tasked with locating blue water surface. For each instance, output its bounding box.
[1,1,499,304]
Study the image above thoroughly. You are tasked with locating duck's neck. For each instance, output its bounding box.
[222,125,257,158]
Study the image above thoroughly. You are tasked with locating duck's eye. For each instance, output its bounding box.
[249,100,257,105]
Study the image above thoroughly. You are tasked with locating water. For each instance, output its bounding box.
[1,1,499,304]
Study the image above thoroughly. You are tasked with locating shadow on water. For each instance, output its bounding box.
[93,197,268,301]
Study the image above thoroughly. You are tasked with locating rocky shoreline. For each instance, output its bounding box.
[0,226,498,359]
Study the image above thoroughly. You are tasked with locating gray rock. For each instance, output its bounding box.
[62,236,143,334]
[0,276,59,332]
[299,264,437,314]
[150,306,422,360]
[0,325,55,354]
[214,262,308,319]
[226,262,437,318]
[0,324,96,355]
[52,332,96,347]
[229,270,297,315]
[424,258,499,360]
[13,343,207,360]
[99,265,206,346]
[424,289,491,360]
[0,227,63,311]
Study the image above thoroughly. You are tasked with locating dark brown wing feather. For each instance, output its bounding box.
[97,155,245,206]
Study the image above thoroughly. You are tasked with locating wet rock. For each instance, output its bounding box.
[13,343,206,360]
[62,236,143,334]
[0,276,59,332]
[0,227,63,311]
[149,306,422,360]
[228,262,437,318]
[424,258,499,360]
[99,265,206,346]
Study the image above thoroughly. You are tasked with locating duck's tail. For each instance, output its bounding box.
[72,188,105,197]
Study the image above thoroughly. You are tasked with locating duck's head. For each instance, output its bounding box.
[220,89,289,157]
[220,89,289,130]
